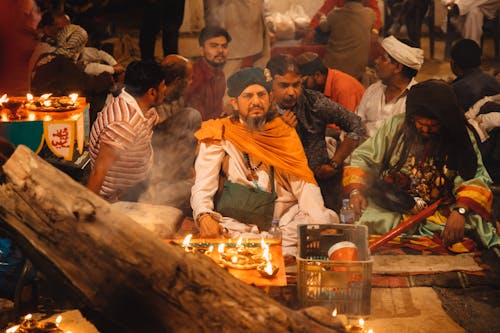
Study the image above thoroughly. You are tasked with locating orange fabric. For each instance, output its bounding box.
[324,69,366,112]
[195,117,317,184]
[309,0,382,30]
[342,165,368,194]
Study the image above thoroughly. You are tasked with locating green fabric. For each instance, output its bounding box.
[215,168,277,231]
[350,114,499,248]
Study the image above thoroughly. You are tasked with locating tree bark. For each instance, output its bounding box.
[0,145,345,333]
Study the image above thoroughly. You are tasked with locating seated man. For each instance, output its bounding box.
[343,80,499,249]
[443,0,499,46]
[191,67,338,256]
[87,60,166,202]
[266,54,366,211]
[450,39,500,112]
[139,55,202,215]
[295,51,365,112]
[356,36,423,137]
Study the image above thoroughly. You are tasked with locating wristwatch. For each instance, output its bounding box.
[452,207,467,216]
[329,160,340,170]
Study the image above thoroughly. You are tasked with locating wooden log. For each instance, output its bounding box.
[0,145,344,333]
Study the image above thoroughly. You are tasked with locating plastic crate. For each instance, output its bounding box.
[297,224,372,316]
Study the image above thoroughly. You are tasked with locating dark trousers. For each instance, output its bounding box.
[139,0,185,60]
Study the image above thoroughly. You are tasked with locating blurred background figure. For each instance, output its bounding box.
[139,0,186,60]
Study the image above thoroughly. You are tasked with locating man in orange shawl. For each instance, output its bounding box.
[191,67,338,257]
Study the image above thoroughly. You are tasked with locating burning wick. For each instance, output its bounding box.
[217,243,225,255]
[26,93,33,102]
[0,94,9,106]
[55,315,62,326]
[264,261,273,275]
[43,99,52,107]
[205,245,214,256]
[40,93,52,100]
[28,113,35,121]
[331,308,348,327]
[5,325,19,332]
[182,234,193,252]
[69,93,78,104]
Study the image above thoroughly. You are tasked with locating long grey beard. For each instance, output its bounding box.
[245,115,266,132]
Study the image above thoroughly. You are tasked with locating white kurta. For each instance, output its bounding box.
[444,0,500,45]
[191,140,338,256]
[356,79,417,137]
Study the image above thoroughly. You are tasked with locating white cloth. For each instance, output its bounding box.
[465,93,500,142]
[356,78,418,137]
[443,0,500,45]
[80,47,118,75]
[191,139,338,256]
[381,36,424,70]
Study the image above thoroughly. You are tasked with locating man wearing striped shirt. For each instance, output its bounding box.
[87,60,167,201]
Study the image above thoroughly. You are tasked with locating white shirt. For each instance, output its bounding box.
[356,78,417,137]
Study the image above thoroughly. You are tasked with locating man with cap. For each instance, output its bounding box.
[356,36,424,137]
[343,79,499,249]
[295,52,366,112]
[191,67,338,257]
[266,54,366,211]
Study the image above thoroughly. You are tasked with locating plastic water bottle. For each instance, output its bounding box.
[268,219,282,243]
[339,199,355,224]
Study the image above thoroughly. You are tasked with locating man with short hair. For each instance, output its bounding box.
[183,26,231,120]
[88,60,166,202]
[295,52,366,112]
[139,55,201,214]
[450,38,500,112]
[344,80,499,249]
[356,36,424,137]
[266,54,366,210]
[191,67,337,256]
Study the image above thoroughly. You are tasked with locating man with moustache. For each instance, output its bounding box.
[191,67,338,256]
[88,60,167,202]
[266,54,366,210]
[184,26,231,120]
[139,55,202,214]
[344,80,499,249]
[356,36,424,137]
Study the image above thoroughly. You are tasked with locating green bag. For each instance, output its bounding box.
[215,167,277,231]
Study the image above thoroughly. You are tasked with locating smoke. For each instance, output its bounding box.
[139,106,201,216]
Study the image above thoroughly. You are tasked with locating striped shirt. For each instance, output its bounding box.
[89,90,159,201]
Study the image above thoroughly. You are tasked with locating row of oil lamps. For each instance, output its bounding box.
[5,313,71,333]
[181,234,279,278]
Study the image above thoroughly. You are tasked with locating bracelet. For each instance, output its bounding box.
[349,189,361,198]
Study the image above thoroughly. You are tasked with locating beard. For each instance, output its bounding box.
[244,114,267,132]
[206,56,226,68]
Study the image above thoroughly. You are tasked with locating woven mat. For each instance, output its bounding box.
[364,287,465,333]
[373,253,482,274]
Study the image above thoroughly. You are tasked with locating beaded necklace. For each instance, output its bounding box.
[244,152,262,182]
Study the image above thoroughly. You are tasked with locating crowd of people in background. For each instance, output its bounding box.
[1,0,500,269]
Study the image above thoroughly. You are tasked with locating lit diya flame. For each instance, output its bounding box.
[43,99,52,107]
[0,94,9,106]
[262,244,270,261]
[43,115,52,121]
[28,113,36,121]
[368,329,373,333]
[264,261,274,275]
[24,314,32,320]
[1,113,8,122]
[332,308,337,317]
[69,93,78,104]
[182,234,193,247]
[205,245,214,255]
[26,93,33,102]
[236,236,243,247]
[55,315,62,326]
[231,255,238,264]
[40,93,52,100]
[5,325,19,332]
[217,243,225,254]
[359,318,364,327]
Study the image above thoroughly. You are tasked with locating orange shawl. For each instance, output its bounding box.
[195,117,317,184]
